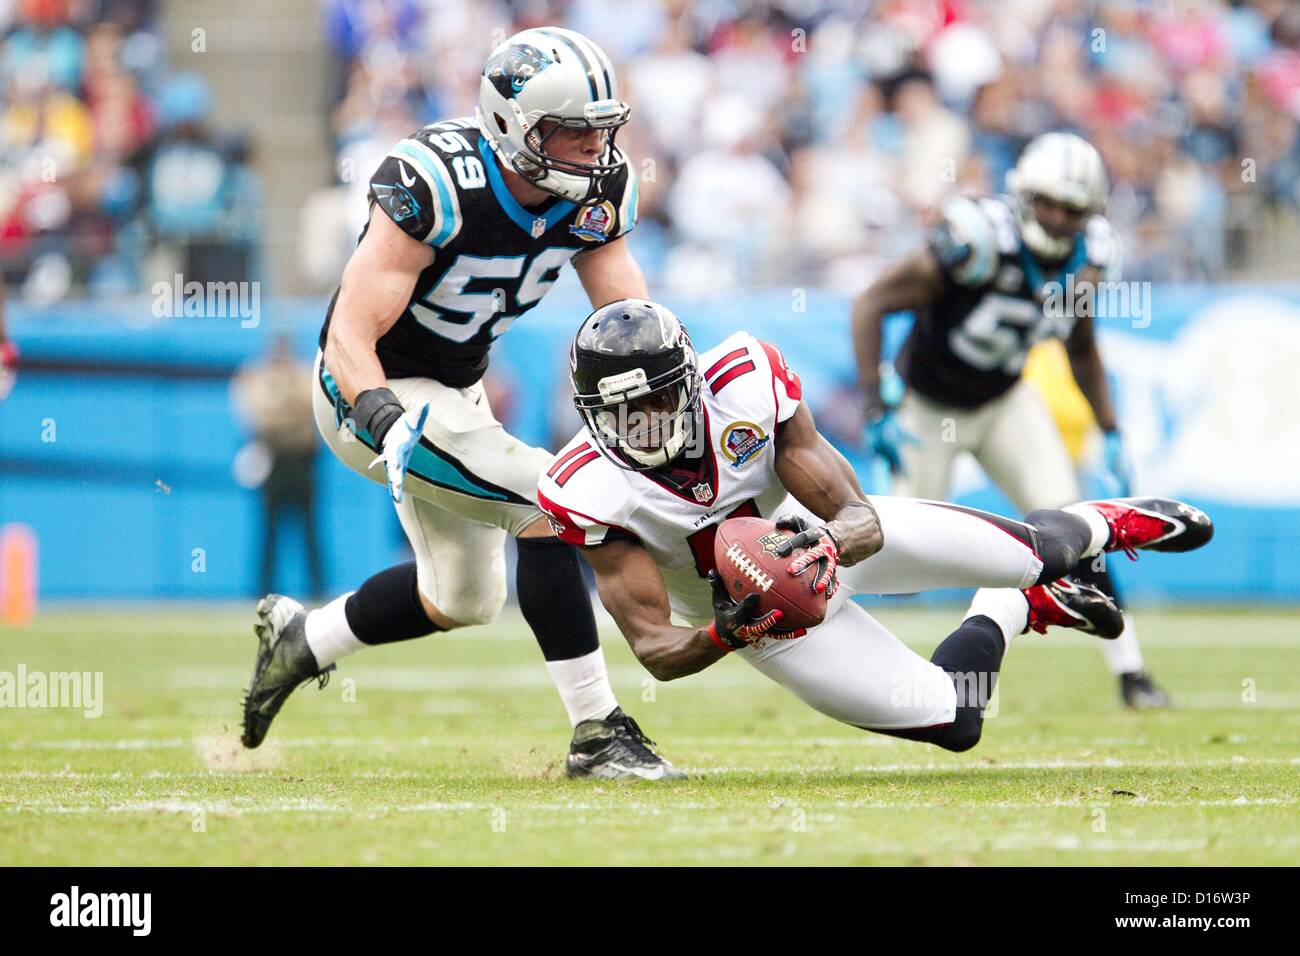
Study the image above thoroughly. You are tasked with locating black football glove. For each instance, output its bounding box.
[707,570,784,649]
[773,514,840,597]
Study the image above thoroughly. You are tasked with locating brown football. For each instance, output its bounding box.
[713,516,828,631]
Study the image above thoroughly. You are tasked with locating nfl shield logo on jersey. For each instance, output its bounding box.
[692,482,714,503]
[531,217,547,238]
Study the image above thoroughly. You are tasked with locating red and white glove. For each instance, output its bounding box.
[0,341,17,400]
[707,571,785,650]
[773,515,840,598]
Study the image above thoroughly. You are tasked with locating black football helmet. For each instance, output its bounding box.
[570,299,701,470]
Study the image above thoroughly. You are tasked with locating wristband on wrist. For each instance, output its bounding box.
[353,387,405,445]
[706,621,739,652]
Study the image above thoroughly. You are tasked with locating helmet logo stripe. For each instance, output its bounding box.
[540,29,599,102]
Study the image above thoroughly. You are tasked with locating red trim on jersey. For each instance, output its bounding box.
[536,488,639,547]
[638,403,719,507]
[704,347,749,381]
[759,340,802,402]
[553,450,600,488]
[709,360,757,395]
[686,498,760,578]
[547,441,593,479]
[921,501,1040,557]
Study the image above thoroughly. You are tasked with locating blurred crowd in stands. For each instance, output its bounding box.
[0,0,258,304]
[309,0,1300,294]
[5,0,1300,302]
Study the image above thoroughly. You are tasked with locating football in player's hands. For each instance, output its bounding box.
[713,517,828,631]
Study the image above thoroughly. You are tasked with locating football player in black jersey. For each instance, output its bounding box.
[851,132,1168,709]
[241,27,683,779]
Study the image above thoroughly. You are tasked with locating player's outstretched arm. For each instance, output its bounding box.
[774,403,884,568]
[323,207,434,407]
[583,538,726,681]
[851,246,944,415]
[573,236,649,308]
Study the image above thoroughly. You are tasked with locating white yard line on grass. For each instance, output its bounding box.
[1177,692,1300,709]
[691,756,1300,771]
[4,797,1296,817]
[6,737,1299,773]
[5,760,1298,785]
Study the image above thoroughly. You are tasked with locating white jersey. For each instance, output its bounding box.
[538,331,802,624]
[540,331,1060,738]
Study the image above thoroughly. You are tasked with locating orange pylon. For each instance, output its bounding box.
[0,524,37,626]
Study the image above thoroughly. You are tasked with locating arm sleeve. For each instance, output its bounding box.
[1084,215,1123,282]
[368,134,464,247]
[611,158,639,239]
[579,156,637,243]
[927,196,998,287]
[758,340,802,424]
[537,488,635,548]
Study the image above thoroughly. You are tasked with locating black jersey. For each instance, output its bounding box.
[896,195,1121,409]
[320,117,638,387]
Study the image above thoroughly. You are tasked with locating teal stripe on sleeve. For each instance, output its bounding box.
[393,140,457,245]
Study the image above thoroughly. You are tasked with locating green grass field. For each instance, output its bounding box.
[2,603,1297,865]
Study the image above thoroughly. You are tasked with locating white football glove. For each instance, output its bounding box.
[369,401,430,504]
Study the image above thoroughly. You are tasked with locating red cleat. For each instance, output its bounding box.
[1079,497,1214,561]
[1023,578,1123,639]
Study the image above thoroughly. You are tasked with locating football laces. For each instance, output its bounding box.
[726,544,774,593]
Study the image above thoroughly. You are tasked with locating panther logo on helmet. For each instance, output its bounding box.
[484,43,554,100]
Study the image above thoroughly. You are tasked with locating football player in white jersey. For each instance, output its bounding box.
[852,132,1169,708]
[241,28,682,780]
[540,300,1212,749]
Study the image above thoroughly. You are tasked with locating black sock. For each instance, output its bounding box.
[1071,556,1125,609]
[875,615,1006,753]
[516,536,599,662]
[1025,509,1096,583]
[344,561,440,645]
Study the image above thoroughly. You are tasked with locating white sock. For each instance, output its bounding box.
[546,648,619,726]
[1097,612,1144,674]
[304,593,365,667]
[965,588,1030,651]
[1062,503,1111,557]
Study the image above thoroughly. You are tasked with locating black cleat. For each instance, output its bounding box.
[1120,670,1171,710]
[1023,577,1124,639]
[566,707,686,781]
[241,594,334,748]
[1080,497,1214,560]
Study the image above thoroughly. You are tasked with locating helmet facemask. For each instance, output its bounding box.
[1007,132,1108,261]
[514,109,630,206]
[1017,192,1090,261]
[574,359,702,471]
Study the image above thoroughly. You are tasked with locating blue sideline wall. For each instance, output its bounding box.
[2,281,1298,602]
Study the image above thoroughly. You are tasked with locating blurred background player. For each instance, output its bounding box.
[231,334,324,600]
[852,132,1168,709]
[0,278,15,400]
[241,27,682,780]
